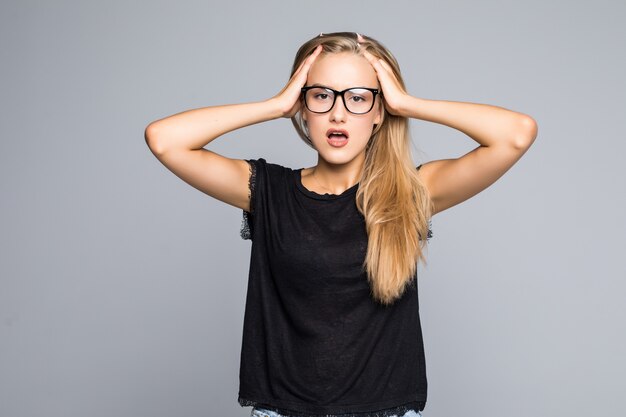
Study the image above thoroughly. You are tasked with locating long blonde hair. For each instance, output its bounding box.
[291,32,433,305]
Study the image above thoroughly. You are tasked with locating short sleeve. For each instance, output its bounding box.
[425,220,433,241]
[239,159,257,240]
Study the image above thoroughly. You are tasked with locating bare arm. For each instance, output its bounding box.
[400,97,537,214]
[144,45,323,212]
[145,101,283,212]
[362,49,538,215]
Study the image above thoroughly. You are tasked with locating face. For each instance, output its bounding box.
[302,52,382,167]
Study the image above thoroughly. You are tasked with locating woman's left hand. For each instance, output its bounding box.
[360,48,410,116]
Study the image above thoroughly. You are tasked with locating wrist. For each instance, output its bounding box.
[263,97,289,119]
[396,95,422,119]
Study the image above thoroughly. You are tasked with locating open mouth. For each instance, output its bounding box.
[326,129,349,147]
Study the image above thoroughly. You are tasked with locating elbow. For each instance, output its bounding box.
[144,122,166,156]
[511,115,538,151]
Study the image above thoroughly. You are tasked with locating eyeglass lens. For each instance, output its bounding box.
[305,87,375,114]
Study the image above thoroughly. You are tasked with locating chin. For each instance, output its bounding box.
[310,135,369,165]
[318,150,365,166]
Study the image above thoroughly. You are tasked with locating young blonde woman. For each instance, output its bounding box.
[145,32,537,417]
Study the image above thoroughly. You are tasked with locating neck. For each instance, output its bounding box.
[311,155,364,195]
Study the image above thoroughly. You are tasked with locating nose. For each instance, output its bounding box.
[329,95,348,123]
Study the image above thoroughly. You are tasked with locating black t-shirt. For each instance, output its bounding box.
[238,158,428,417]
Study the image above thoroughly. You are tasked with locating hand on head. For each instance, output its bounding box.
[273,45,323,118]
[359,46,409,117]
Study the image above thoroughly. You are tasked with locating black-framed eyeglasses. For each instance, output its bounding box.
[301,86,381,114]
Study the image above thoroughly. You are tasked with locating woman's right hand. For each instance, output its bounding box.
[271,45,323,118]
[144,45,324,213]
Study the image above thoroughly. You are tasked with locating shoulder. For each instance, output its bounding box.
[246,158,294,172]
[245,158,298,189]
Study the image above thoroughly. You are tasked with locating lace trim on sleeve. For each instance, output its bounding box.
[419,219,433,242]
[240,159,256,240]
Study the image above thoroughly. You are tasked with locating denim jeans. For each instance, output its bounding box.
[251,407,422,417]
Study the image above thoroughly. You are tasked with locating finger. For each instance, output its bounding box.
[292,45,323,87]
[292,59,307,77]
[361,49,389,75]
[361,50,401,85]
[291,45,322,82]
[360,48,378,66]
[378,60,401,86]
[302,45,323,69]
[378,59,394,74]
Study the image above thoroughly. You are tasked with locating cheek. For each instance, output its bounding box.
[306,114,326,129]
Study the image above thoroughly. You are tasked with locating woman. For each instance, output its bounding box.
[145,32,537,417]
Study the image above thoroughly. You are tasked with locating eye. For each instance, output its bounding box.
[348,94,370,104]
[309,87,334,101]
[346,89,373,104]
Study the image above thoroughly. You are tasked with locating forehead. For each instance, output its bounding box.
[306,52,378,90]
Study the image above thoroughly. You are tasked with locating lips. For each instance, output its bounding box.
[326,129,350,139]
[326,129,349,147]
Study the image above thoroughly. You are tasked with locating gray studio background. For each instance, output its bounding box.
[1,1,624,416]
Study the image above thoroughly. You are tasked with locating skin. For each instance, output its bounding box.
[360,47,538,213]
[145,42,537,215]
[299,52,382,195]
